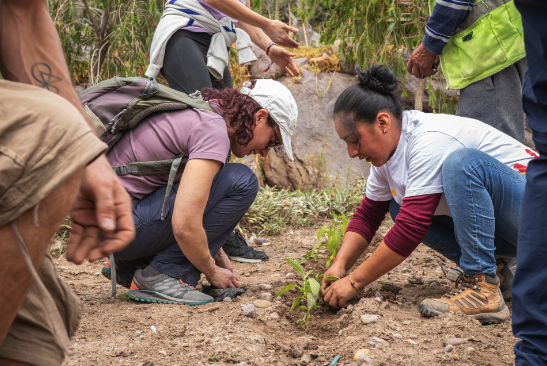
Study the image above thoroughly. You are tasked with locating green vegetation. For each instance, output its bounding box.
[275,258,339,327]
[312,213,348,268]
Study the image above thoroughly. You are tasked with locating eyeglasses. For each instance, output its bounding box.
[268,125,283,148]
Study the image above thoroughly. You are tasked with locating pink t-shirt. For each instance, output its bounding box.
[107,108,230,200]
[183,0,247,34]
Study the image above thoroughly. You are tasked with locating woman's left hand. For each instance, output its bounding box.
[214,248,233,273]
[322,275,361,309]
[268,45,300,77]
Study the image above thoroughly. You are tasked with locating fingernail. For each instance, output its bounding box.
[102,218,115,231]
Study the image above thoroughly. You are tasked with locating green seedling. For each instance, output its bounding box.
[311,214,349,268]
[275,258,339,327]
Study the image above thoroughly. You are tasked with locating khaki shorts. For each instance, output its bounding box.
[0,254,82,366]
[0,80,107,226]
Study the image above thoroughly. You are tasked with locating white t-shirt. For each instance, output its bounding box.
[366,110,535,216]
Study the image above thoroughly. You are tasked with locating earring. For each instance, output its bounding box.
[383,129,387,133]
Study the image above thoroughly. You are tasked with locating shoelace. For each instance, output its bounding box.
[442,274,481,299]
[175,278,195,290]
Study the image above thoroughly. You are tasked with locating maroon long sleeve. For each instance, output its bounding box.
[384,193,443,257]
[346,196,390,243]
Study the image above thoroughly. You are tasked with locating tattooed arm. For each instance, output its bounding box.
[0,0,135,262]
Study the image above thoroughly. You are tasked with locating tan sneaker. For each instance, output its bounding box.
[419,273,510,325]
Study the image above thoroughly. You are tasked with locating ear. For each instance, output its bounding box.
[376,112,392,133]
[254,109,269,125]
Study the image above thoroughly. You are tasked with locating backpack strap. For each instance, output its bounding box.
[112,156,189,176]
[161,155,184,221]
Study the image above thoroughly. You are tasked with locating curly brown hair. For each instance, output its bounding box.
[202,81,276,147]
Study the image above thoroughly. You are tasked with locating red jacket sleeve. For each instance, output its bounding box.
[383,193,442,257]
[346,196,390,243]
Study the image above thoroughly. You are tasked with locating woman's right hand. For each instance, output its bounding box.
[264,19,300,49]
[205,265,240,288]
[320,262,347,294]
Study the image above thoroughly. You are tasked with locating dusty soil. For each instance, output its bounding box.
[58,222,517,366]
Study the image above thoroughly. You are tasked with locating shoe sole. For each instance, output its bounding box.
[418,304,511,325]
[101,268,132,289]
[126,290,214,306]
[228,255,269,263]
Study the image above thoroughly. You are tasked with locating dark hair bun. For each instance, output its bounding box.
[355,65,399,94]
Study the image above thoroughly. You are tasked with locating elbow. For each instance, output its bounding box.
[172,217,201,244]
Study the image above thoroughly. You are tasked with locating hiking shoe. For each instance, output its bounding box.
[127,267,214,305]
[101,259,134,289]
[446,261,514,302]
[419,273,510,325]
[223,229,269,263]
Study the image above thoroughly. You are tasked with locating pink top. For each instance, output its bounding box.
[184,0,248,34]
[107,106,230,200]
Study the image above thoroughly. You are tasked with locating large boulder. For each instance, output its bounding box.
[261,60,371,190]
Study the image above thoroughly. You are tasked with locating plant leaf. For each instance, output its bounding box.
[275,283,297,297]
[304,269,314,280]
[286,258,304,277]
[290,296,303,312]
[316,225,328,240]
[322,276,340,282]
[309,278,321,298]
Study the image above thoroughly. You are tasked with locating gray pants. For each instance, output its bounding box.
[456,58,527,143]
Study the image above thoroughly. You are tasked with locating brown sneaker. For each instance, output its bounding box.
[419,273,510,325]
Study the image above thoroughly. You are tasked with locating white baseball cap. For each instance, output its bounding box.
[240,79,298,161]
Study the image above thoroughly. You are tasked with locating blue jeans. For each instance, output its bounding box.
[512,1,547,364]
[114,163,258,286]
[389,149,525,276]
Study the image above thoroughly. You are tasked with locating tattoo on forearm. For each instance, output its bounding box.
[256,32,261,40]
[31,62,62,94]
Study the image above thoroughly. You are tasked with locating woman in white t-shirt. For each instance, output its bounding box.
[321,65,534,325]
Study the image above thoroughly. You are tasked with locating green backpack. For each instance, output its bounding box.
[79,77,222,220]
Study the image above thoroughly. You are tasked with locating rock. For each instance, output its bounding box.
[275,296,282,301]
[371,337,387,343]
[289,342,304,358]
[430,282,439,287]
[253,299,272,308]
[259,293,272,301]
[258,283,272,290]
[445,338,467,346]
[392,333,403,339]
[446,268,462,282]
[409,334,418,339]
[356,354,372,365]
[249,44,286,80]
[223,297,232,302]
[241,304,256,318]
[295,336,312,350]
[444,344,454,352]
[464,347,476,355]
[402,320,412,325]
[408,277,424,285]
[270,312,280,319]
[401,268,413,273]
[353,349,370,360]
[374,297,383,302]
[286,273,295,279]
[367,341,376,348]
[262,71,369,190]
[301,354,311,365]
[360,314,380,325]
[238,363,248,366]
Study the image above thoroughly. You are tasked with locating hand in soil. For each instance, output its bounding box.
[320,263,347,295]
[322,275,360,309]
[205,265,240,288]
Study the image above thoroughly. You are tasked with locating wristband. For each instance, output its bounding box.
[349,273,364,290]
[265,41,276,56]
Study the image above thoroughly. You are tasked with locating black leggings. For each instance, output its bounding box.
[162,29,233,94]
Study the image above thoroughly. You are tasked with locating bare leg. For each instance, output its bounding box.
[0,168,84,346]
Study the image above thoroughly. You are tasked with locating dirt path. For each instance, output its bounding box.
[58,224,517,366]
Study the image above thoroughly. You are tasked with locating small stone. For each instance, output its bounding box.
[409,334,419,339]
[253,299,272,308]
[403,320,412,325]
[270,312,279,319]
[353,349,370,360]
[258,283,272,290]
[300,354,311,365]
[223,297,232,302]
[408,277,424,285]
[286,273,295,278]
[360,314,380,324]
[445,338,467,346]
[275,296,282,301]
[371,337,387,343]
[356,354,372,365]
[430,282,439,287]
[424,278,438,285]
[401,268,413,273]
[238,363,248,366]
[367,341,376,348]
[453,354,460,360]
[289,342,304,358]
[444,344,454,352]
[295,336,311,350]
[159,350,167,356]
[374,297,383,302]
[392,333,402,339]
[464,347,476,355]
[241,304,256,318]
[392,277,399,282]
[259,293,272,301]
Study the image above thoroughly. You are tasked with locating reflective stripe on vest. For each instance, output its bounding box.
[428,0,526,90]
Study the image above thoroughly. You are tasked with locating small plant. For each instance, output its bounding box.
[275,258,339,327]
[311,214,349,268]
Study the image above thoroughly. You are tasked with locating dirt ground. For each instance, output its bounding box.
[58,222,518,366]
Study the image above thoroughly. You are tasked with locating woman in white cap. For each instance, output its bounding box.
[102,79,297,305]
